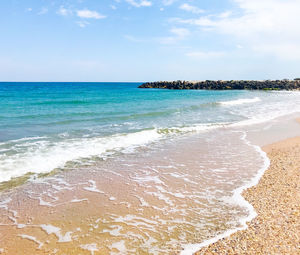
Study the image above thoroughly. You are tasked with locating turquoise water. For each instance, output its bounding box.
[0,82,243,140]
[1,82,300,182]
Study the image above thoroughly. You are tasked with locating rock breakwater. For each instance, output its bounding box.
[139,79,300,90]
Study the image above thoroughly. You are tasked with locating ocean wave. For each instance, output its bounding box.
[157,122,229,134]
[0,122,229,183]
[219,97,261,106]
[33,100,91,105]
[0,129,163,183]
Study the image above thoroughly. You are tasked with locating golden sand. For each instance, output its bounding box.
[195,137,300,254]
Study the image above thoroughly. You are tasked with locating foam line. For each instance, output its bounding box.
[180,132,270,255]
[219,97,261,106]
[80,243,98,255]
[40,224,72,243]
[18,234,43,249]
[0,129,163,183]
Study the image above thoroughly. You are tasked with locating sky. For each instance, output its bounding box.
[1,0,300,82]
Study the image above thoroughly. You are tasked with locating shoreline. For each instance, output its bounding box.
[191,135,300,254]
[0,117,299,254]
[180,132,270,254]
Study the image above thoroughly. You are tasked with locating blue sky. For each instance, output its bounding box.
[1,0,300,81]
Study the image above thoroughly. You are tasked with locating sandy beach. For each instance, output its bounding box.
[195,136,300,255]
[1,101,300,255]
[0,121,300,254]
[2,0,300,253]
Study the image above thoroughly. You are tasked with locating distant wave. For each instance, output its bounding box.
[219,97,261,106]
[33,100,91,105]
[124,103,219,120]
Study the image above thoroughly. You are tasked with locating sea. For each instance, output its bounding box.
[0,82,300,254]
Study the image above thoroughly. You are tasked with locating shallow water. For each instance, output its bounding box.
[1,83,300,254]
[1,83,300,183]
[0,128,267,254]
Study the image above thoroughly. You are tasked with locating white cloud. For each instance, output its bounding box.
[26,8,32,12]
[110,5,117,10]
[162,0,177,6]
[217,11,232,18]
[170,27,190,38]
[175,0,300,60]
[56,7,106,27]
[186,51,226,58]
[76,9,106,19]
[126,0,152,7]
[179,3,204,14]
[77,21,90,28]
[38,7,48,15]
[159,27,190,44]
[57,6,72,16]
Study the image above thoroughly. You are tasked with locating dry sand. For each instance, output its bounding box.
[195,136,300,255]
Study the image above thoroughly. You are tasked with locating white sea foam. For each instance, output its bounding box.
[180,132,270,254]
[220,97,261,106]
[38,197,54,207]
[161,122,229,134]
[18,234,43,249]
[40,224,72,243]
[70,198,88,203]
[80,243,98,255]
[2,93,298,185]
[83,180,104,194]
[110,240,127,254]
[0,198,11,210]
[0,129,163,183]
[3,136,48,144]
[103,225,123,236]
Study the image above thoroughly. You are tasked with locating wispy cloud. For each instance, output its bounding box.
[76,9,106,19]
[124,35,146,42]
[76,21,90,28]
[158,27,190,44]
[125,0,152,8]
[57,6,72,16]
[186,51,226,59]
[38,7,48,15]
[162,0,177,6]
[174,0,300,60]
[56,7,106,27]
[125,27,190,44]
[179,3,204,14]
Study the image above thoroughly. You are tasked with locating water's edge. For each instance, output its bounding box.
[181,132,271,254]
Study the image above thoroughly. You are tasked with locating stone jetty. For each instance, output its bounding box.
[139,79,300,90]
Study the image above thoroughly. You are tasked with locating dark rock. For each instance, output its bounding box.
[138,79,300,90]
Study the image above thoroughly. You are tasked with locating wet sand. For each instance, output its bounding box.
[0,122,299,254]
[0,129,264,254]
[195,136,300,254]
